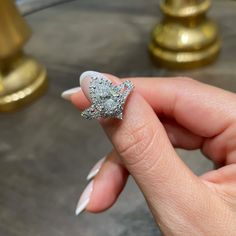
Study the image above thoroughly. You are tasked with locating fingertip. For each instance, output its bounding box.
[70,90,90,111]
[85,157,129,213]
[61,87,81,100]
[80,71,102,84]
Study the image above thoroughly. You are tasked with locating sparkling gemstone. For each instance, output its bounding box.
[104,99,117,111]
[83,75,134,120]
[110,88,119,97]
[94,83,110,98]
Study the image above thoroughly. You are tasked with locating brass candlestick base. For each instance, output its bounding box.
[0,0,47,112]
[0,53,47,112]
[149,0,221,69]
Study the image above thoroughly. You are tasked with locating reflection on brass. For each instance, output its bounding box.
[149,0,221,69]
[0,0,47,112]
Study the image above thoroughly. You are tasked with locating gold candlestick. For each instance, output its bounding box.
[0,0,47,112]
[149,0,221,69]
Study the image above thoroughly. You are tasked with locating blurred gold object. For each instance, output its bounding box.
[0,0,47,112]
[149,0,221,69]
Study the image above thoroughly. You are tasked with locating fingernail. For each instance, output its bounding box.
[75,180,94,216]
[61,87,81,100]
[80,71,108,101]
[86,157,106,181]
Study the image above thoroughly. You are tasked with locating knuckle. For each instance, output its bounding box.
[116,121,157,166]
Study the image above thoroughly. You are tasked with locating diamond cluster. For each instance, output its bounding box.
[81,75,134,120]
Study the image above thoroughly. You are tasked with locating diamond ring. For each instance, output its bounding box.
[81,73,134,120]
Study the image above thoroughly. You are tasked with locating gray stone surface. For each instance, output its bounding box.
[17,0,68,15]
[0,0,236,235]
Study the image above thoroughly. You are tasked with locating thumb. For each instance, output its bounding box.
[80,71,209,227]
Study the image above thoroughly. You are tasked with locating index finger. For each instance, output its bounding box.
[71,76,236,138]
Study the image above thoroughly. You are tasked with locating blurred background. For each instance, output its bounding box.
[0,0,235,235]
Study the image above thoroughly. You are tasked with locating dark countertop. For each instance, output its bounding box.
[0,0,236,235]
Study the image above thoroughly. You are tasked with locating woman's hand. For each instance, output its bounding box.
[63,73,236,235]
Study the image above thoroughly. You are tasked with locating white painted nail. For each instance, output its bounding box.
[61,87,81,100]
[80,71,105,84]
[75,180,94,216]
[86,157,106,181]
[79,71,108,102]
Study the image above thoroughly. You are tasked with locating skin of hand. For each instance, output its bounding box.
[69,75,236,235]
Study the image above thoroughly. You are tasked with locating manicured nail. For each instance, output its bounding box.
[61,87,81,100]
[75,180,94,216]
[87,157,106,181]
[80,71,107,101]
